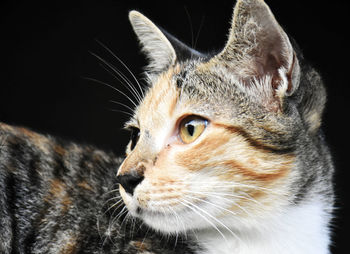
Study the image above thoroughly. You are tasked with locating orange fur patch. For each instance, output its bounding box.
[0,124,51,154]
[130,240,153,253]
[54,145,66,156]
[59,235,77,254]
[120,66,181,177]
[175,133,229,171]
[137,66,180,123]
[77,181,93,191]
[18,127,50,151]
[175,122,294,187]
[223,159,291,182]
[45,179,72,213]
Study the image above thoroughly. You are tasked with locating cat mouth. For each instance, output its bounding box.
[134,205,193,233]
[135,206,169,217]
[121,187,234,233]
[131,197,224,234]
[134,204,181,217]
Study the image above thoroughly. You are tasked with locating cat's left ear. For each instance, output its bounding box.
[129,11,203,74]
[215,0,300,111]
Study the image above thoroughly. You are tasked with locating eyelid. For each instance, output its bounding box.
[176,115,209,130]
[125,125,139,131]
[175,114,208,131]
[124,117,139,130]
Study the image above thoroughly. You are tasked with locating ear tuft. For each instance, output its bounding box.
[129,11,177,73]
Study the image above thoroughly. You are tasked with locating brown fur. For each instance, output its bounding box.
[59,235,77,254]
[46,179,72,213]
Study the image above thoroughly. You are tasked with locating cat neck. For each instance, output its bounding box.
[194,200,331,254]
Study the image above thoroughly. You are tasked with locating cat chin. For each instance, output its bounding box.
[141,213,194,233]
[138,206,223,234]
[120,187,243,234]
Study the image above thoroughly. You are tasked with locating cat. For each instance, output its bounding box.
[0,0,334,253]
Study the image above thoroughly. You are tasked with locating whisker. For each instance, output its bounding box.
[168,205,188,240]
[185,194,238,216]
[129,214,137,240]
[186,190,252,215]
[182,198,243,244]
[105,204,126,245]
[178,199,227,242]
[97,61,142,103]
[108,108,135,117]
[184,6,194,48]
[167,207,180,245]
[140,223,151,249]
[95,39,145,98]
[90,51,142,103]
[109,100,135,113]
[101,196,123,209]
[180,180,279,194]
[102,199,125,219]
[109,206,128,232]
[194,14,205,50]
[102,188,120,197]
[188,191,262,215]
[83,77,138,108]
[119,211,132,244]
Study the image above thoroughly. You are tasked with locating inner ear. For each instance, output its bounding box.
[219,0,295,77]
[129,11,177,74]
[129,10,205,75]
[210,0,300,111]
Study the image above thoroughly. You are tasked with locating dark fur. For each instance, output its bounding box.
[0,0,334,252]
[0,123,196,253]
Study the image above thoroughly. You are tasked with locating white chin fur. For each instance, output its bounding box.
[140,208,211,234]
[122,192,223,234]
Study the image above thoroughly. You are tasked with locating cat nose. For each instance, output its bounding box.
[116,173,144,195]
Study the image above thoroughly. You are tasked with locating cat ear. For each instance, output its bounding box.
[217,0,300,111]
[129,11,177,73]
[129,11,204,74]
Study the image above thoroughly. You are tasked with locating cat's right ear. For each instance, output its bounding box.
[129,11,177,74]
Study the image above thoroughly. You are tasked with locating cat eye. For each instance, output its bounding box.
[129,127,140,150]
[179,116,208,144]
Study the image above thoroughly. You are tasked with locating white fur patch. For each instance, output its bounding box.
[195,200,331,254]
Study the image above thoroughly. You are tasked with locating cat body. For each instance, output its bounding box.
[0,0,334,253]
[0,123,196,253]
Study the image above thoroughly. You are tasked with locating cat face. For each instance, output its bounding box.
[117,0,325,234]
[118,67,295,233]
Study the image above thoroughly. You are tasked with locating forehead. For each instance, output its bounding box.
[133,60,252,129]
[135,66,181,128]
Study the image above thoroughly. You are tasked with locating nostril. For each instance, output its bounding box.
[116,173,144,195]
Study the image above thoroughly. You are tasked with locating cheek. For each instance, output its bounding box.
[135,171,188,212]
[173,129,295,207]
[174,132,230,171]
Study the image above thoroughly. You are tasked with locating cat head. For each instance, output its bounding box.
[117,0,326,234]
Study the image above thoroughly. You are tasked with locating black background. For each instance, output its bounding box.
[0,0,348,252]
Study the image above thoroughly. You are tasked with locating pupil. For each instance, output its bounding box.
[187,124,194,136]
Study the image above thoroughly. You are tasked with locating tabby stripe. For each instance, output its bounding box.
[213,123,294,154]
[4,173,17,252]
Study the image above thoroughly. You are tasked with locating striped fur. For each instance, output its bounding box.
[120,0,334,253]
[0,123,197,253]
[0,0,334,253]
